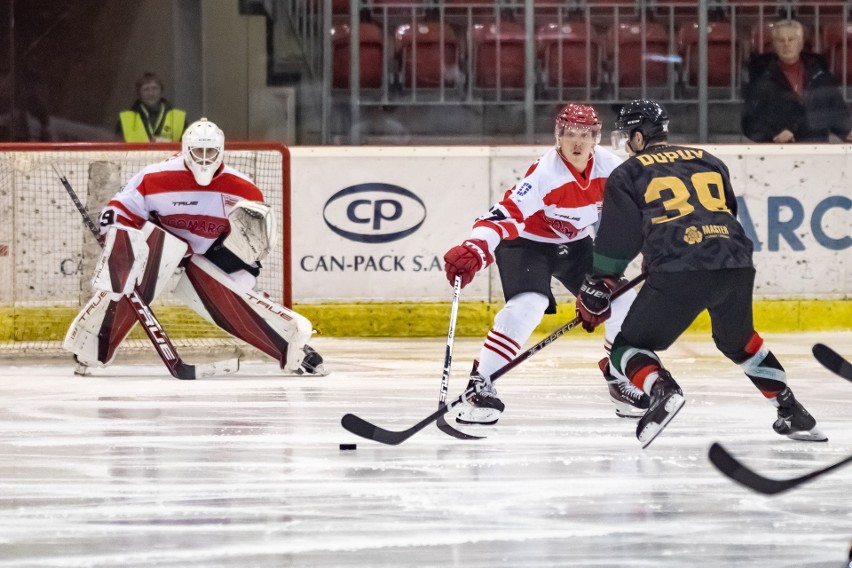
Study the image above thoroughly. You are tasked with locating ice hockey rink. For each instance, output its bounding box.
[0,332,850,568]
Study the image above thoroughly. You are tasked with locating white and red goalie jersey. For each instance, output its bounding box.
[469,145,623,253]
[67,152,319,375]
[99,154,264,254]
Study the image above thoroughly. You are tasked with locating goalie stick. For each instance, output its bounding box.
[812,343,852,382]
[53,164,239,380]
[342,273,647,445]
[708,442,852,495]
[435,276,482,440]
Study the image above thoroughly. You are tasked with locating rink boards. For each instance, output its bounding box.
[0,144,850,342]
[288,144,851,335]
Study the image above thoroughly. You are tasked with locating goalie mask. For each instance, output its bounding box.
[182,118,225,186]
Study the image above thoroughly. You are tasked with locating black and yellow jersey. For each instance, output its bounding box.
[593,144,754,276]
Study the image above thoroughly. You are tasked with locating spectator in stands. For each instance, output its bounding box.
[742,19,852,143]
[117,72,186,142]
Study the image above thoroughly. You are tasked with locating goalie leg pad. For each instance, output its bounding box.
[176,255,313,373]
[92,225,149,298]
[64,224,189,367]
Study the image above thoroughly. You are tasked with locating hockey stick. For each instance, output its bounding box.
[708,441,852,495]
[435,276,483,440]
[53,164,239,380]
[342,273,647,445]
[812,343,852,382]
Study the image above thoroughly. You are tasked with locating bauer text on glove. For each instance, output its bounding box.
[575,275,615,332]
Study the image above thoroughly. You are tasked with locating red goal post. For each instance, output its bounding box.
[0,142,291,353]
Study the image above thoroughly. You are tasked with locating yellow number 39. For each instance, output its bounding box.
[645,171,730,224]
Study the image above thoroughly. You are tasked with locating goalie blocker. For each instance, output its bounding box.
[64,222,324,375]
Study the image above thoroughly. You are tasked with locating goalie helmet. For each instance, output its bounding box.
[554,103,601,144]
[611,99,669,153]
[182,118,225,186]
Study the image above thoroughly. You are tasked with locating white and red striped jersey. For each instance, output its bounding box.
[100,154,264,255]
[469,145,623,254]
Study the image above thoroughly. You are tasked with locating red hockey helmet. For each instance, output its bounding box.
[555,103,601,143]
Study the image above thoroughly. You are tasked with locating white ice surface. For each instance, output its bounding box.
[0,332,850,568]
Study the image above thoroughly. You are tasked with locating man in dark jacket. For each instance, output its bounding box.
[742,19,852,143]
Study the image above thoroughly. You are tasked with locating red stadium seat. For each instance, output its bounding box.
[334,0,428,14]
[797,0,845,15]
[730,0,786,14]
[584,0,638,12]
[822,19,852,80]
[395,21,461,88]
[678,20,738,87]
[331,22,385,89]
[609,21,671,87]
[471,19,527,89]
[536,20,602,88]
[653,0,701,17]
[444,0,497,4]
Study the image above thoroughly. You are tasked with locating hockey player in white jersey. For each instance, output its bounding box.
[443,103,645,425]
[64,118,324,376]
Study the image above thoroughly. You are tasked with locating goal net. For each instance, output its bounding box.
[0,142,290,360]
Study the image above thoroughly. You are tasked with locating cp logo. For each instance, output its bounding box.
[323,183,427,243]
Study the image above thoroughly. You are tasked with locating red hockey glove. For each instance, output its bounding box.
[443,239,494,288]
[576,275,616,332]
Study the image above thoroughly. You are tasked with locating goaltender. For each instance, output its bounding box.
[64,118,324,376]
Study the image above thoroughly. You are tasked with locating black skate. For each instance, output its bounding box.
[636,370,685,449]
[456,369,505,426]
[772,387,827,442]
[599,358,650,419]
[295,345,327,376]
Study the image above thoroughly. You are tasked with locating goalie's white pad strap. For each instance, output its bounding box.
[222,201,275,264]
[64,223,189,366]
[92,226,149,297]
[174,255,312,372]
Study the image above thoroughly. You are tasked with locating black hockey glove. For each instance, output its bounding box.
[576,275,615,332]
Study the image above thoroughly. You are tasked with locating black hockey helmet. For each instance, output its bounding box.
[612,99,669,152]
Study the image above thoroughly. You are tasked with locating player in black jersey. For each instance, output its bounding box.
[575,99,826,448]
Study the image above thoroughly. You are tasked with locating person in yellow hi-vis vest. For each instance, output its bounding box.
[117,72,186,143]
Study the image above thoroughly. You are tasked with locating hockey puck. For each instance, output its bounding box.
[339,443,357,451]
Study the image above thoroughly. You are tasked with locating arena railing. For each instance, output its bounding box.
[283,0,850,144]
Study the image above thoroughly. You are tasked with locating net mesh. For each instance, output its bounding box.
[0,144,288,357]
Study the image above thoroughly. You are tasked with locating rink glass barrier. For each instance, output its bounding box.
[0,143,850,357]
[0,143,289,355]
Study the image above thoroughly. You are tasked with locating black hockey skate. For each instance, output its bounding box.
[636,370,685,449]
[772,387,827,442]
[599,358,650,419]
[295,345,327,376]
[456,364,505,426]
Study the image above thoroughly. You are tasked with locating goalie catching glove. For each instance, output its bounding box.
[576,275,617,332]
[222,200,275,264]
[443,239,493,288]
[91,225,150,299]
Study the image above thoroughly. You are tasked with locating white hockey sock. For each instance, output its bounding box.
[476,292,548,378]
[603,286,637,352]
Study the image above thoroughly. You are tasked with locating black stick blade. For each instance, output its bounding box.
[341,413,413,445]
[813,343,852,381]
[708,443,792,495]
[436,413,484,440]
[708,442,852,495]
